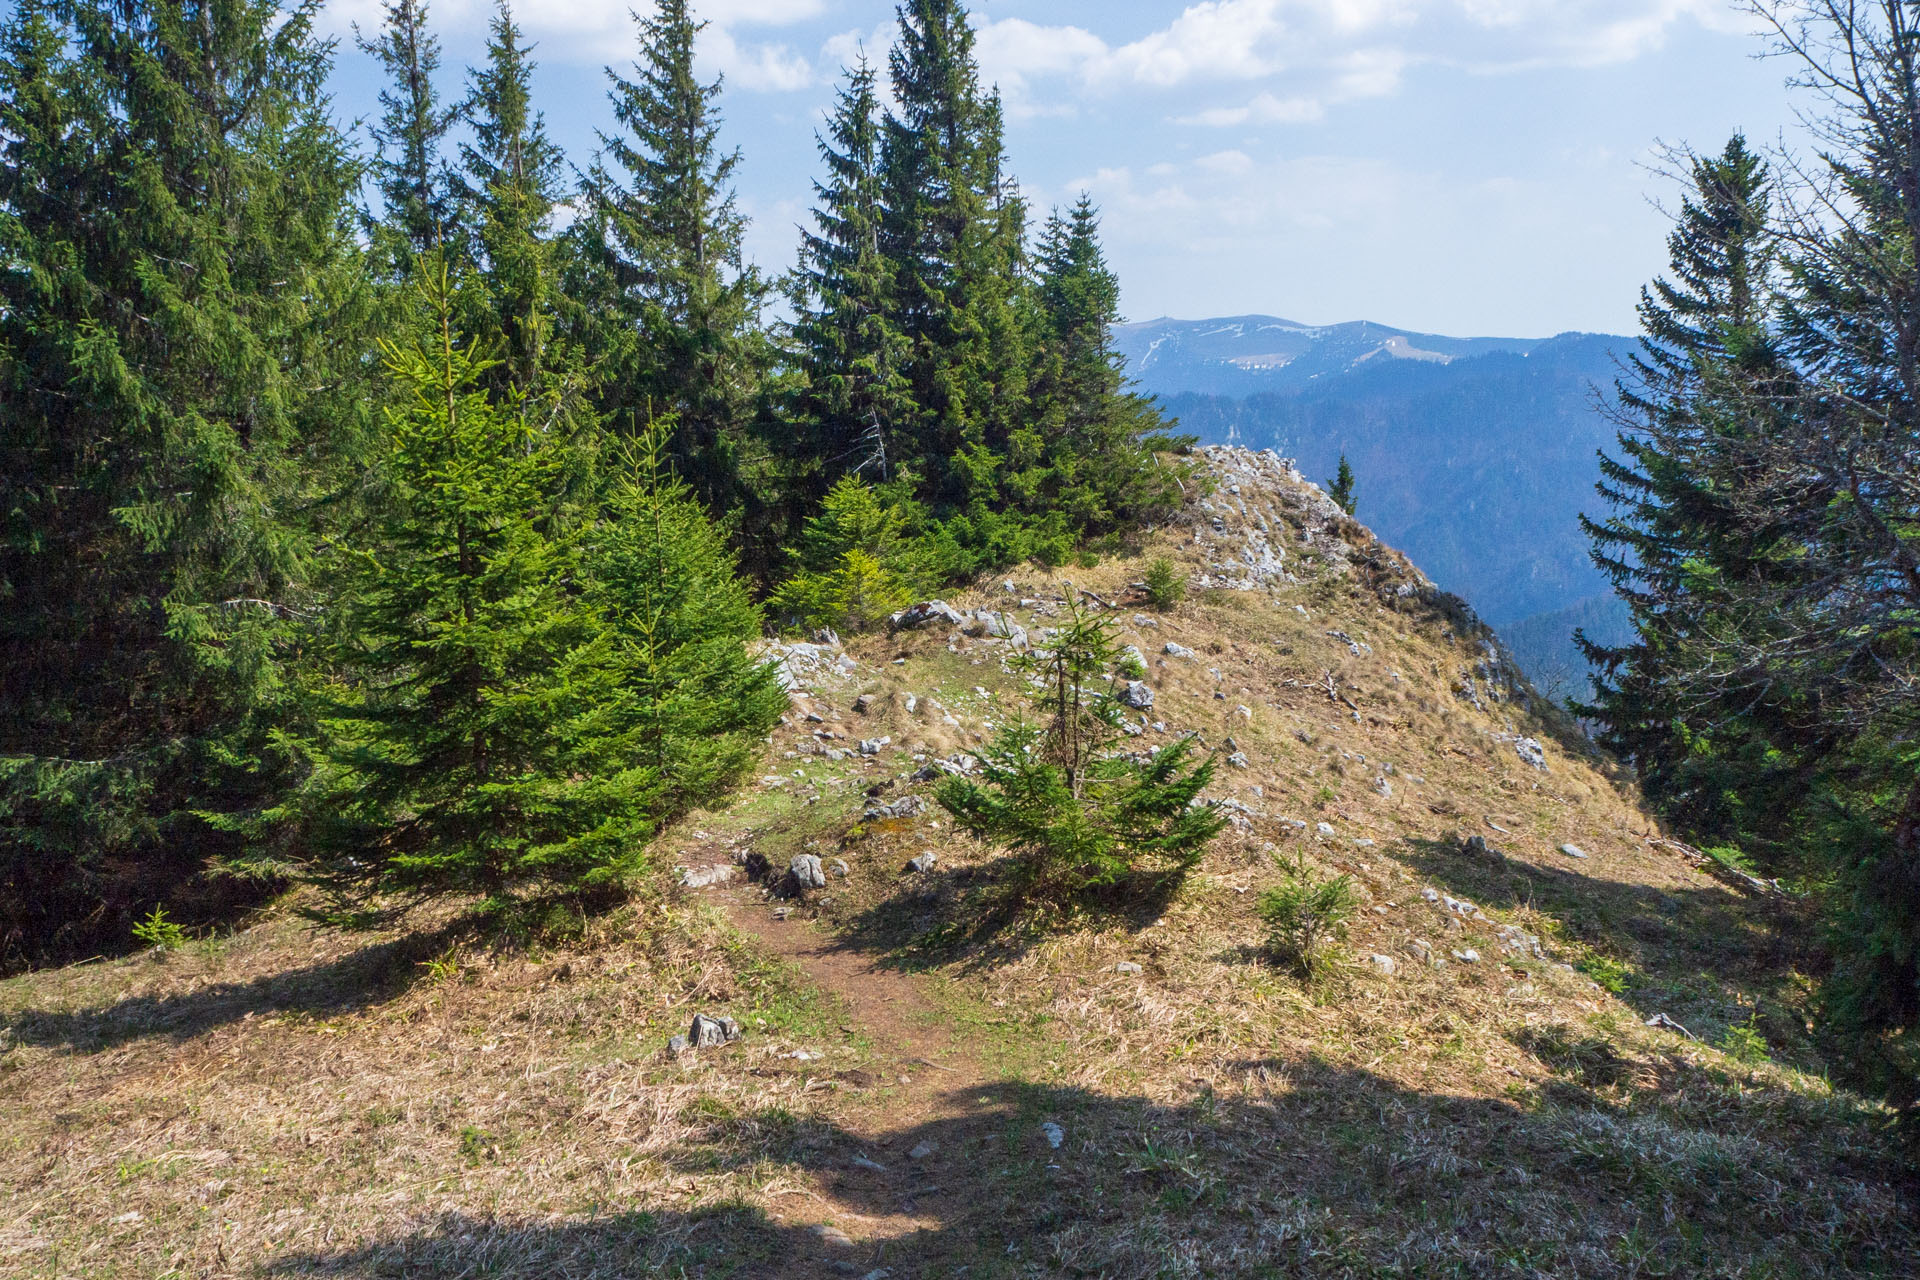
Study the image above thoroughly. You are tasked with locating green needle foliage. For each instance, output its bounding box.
[1259,851,1359,979]
[303,268,654,913]
[1327,456,1357,516]
[937,595,1224,902]
[578,0,775,526]
[766,477,944,633]
[1143,558,1187,611]
[0,0,373,970]
[586,422,787,819]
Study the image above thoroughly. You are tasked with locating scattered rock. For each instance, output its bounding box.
[679,863,740,889]
[904,694,918,714]
[850,1154,889,1172]
[1164,642,1197,658]
[1514,738,1548,771]
[859,736,891,756]
[1316,822,1336,837]
[789,854,827,891]
[909,1141,937,1160]
[1235,704,1253,719]
[1040,1121,1065,1149]
[688,1013,743,1048]
[1227,752,1250,768]
[1494,922,1547,959]
[1113,961,1144,975]
[905,852,937,874]
[811,1224,856,1248]
[1326,629,1372,657]
[1373,776,1392,797]
[973,610,1029,646]
[1119,681,1155,709]
[1558,843,1590,860]
[1461,834,1493,860]
[864,793,928,820]
[667,1034,691,1055]
[1422,887,1488,921]
[853,693,876,715]
[890,600,967,630]
[1368,953,1398,976]
[828,858,850,878]
[1452,948,1481,964]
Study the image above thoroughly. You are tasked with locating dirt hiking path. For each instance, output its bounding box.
[718,886,1018,1276]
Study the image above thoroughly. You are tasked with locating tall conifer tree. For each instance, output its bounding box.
[792,56,911,492]
[879,0,1029,514]
[304,270,649,910]
[1578,135,1795,826]
[0,0,371,968]
[1022,196,1184,536]
[457,2,570,404]
[358,0,458,274]
[579,0,772,518]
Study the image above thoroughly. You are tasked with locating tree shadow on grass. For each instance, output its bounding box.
[264,1058,1915,1279]
[827,855,1186,977]
[0,916,470,1052]
[1398,835,1820,1059]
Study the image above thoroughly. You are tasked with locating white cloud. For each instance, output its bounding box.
[970,0,1750,126]
[1196,148,1257,174]
[325,0,826,90]
[1180,91,1326,126]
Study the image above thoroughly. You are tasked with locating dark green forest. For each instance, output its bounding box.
[0,0,1187,969]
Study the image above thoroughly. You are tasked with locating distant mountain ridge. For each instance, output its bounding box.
[1117,314,1636,690]
[1116,314,1569,399]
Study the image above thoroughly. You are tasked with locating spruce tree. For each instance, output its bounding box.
[0,0,371,969]
[306,269,651,910]
[791,56,912,493]
[1577,135,1794,826]
[587,423,787,816]
[766,477,936,633]
[879,0,1030,518]
[1326,456,1357,516]
[1023,196,1186,539]
[358,0,459,275]
[456,2,573,406]
[578,0,773,518]
[937,595,1224,902]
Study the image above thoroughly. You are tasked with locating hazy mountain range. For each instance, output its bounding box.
[1114,314,1637,696]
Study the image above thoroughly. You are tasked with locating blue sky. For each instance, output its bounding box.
[314,1,1797,338]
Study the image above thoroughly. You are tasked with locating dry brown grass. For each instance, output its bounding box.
[2,448,1913,1279]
